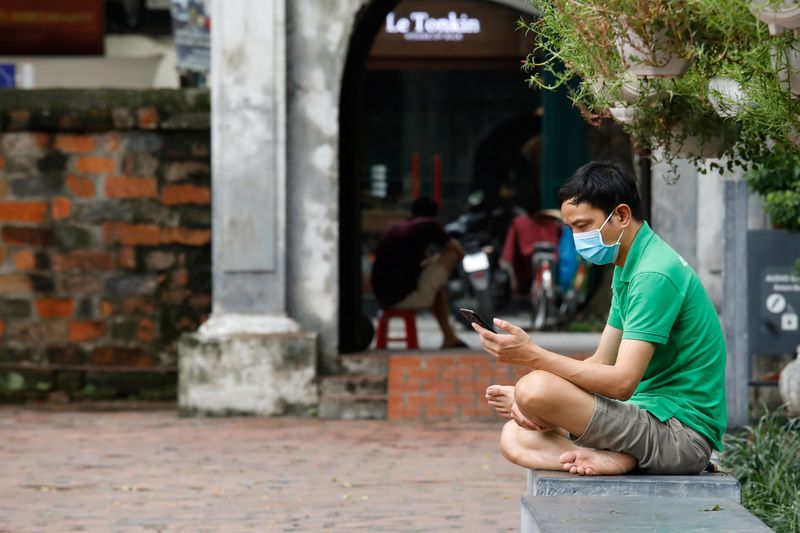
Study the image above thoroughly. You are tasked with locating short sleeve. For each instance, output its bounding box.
[622,272,682,345]
[607,287,623,330]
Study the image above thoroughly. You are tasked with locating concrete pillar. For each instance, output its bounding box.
[179,0,317,416]
[652,155,746,428]
[651,155,725,309]
[723,177,750,429]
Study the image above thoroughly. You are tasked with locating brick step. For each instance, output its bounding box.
[521,495,771,533]
[340,353,390,376]
[527,469,742,502]
[318,392,387,420]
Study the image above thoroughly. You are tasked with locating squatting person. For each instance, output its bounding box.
[476,161,726,476]
[371,196,468,349]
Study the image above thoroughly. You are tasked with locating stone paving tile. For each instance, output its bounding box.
[0,407,523,532]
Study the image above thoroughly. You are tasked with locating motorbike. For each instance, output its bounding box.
[444,192,518,327]
[528,220,593,330]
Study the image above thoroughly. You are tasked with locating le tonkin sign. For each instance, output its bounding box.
[385,11,481,41]
[369,0,527,62]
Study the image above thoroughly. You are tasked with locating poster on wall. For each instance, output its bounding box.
[748,229,800,354]
[0,0,104,55]
[170,0,211,73]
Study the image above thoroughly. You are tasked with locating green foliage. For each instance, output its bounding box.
[519,0,800,173]
[745,144,800,275]
[722,409,800,533]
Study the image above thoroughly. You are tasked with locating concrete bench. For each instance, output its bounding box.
[527,469,742,502]
[521,469,772,532]
[521,495,773,532]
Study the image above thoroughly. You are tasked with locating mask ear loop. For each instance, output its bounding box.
[600,208,625,245]
[599,210,616,231]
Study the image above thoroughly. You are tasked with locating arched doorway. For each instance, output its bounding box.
[338,0,583,352]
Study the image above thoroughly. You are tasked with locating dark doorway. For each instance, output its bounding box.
[339,0,542,352]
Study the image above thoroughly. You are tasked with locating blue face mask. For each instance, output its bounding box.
[572,210,624,265]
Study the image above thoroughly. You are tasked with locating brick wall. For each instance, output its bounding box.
[387,353,533,420]
[0,90,210,399]
[388,352,591,420]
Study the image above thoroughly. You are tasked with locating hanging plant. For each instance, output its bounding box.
[521,0,788,177]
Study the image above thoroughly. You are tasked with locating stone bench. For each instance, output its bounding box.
[521,469,772,532]
[526,469,742,502]
[521,495,773,532]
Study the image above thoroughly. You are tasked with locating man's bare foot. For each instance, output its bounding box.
[485,385,515,418]
[559,449,637,476]
[486,385,554,431]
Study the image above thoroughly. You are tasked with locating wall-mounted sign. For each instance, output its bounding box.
[170,0,210,73]
[369,0,528,63]
[386,11,481,41]
[748,229,800,354]
[0,0,104,56]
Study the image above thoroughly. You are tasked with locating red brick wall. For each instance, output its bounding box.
[388,353,533,420]
[0,90,210,392]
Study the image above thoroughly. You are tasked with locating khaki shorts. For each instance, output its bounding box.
[392,263,448,310]
[571,395,712,474]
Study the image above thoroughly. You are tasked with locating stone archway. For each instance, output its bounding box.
[332,0,540,361]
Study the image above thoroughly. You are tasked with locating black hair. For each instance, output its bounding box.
[411,196,438,218]
[558,161,644,220]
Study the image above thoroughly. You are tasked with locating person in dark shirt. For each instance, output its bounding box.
[371,197,467,348]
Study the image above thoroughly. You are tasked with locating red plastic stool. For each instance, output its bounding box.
[375,308,419,350]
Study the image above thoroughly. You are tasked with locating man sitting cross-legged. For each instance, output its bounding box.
[475,162,727,476]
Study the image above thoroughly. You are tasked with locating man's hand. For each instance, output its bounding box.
[472,318,539,366]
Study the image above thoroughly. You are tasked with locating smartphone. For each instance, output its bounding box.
[459,308,496,333]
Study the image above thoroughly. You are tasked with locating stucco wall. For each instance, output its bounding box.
[285,0,370,370]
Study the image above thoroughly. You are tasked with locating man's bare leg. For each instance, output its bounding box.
[500,420,581,470]
[511,371,637,476]
[432,287,462,347]
[434,243,466,348]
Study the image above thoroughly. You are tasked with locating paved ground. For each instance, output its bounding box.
[0,406,524,532]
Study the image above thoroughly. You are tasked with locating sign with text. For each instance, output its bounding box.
[385,11,482,42]
[748,229,800,354]
[0,0,104,55]
[370,0,527,60]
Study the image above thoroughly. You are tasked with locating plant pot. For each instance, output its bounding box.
[708,77,747,117]
[616,27,691,78]
[771,43,800,96]
[608,106,636,124]
[620,72,659,104]
[751,0,800,35]
[778,346,800,416]
[665,132,728,159]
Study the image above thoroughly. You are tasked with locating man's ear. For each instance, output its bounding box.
[617,204,633,226]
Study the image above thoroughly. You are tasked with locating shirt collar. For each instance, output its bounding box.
[617,221,655,283]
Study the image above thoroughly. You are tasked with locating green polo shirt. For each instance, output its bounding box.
[607,222,727,451]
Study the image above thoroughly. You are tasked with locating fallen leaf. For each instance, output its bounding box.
[702,504,723,512]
